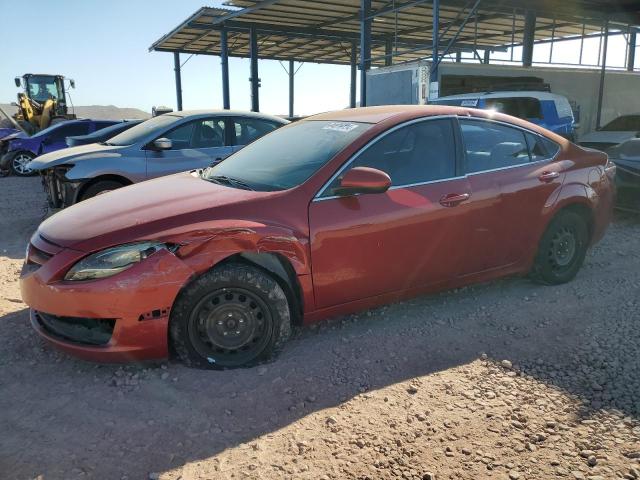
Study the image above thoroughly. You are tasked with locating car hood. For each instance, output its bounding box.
[28,143,129,170]
[579,131,637,145]
[1,130,26,142]
[38,172,273,252]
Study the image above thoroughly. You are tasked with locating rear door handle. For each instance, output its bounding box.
[538,171,560,183]
[439,192,470,207]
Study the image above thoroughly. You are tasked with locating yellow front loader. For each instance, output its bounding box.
[13,73,76,133]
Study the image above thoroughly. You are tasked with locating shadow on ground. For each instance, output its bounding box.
[1,212,639,478]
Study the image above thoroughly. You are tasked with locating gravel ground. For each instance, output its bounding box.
[1,176,639,480]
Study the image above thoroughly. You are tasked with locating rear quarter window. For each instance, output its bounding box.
[525,132,560,161]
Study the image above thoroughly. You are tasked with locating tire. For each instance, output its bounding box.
[79,180,125,201]
[530,210,589,285]
[170,263,291,369]
[8,150,36,176]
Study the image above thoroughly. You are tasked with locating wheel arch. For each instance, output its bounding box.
[217,252,304,326]
[170,249,305,330]
[555,202,595,241]
[75,174,133,202]
[550,184,596,242]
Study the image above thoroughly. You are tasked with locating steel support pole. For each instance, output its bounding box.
[385,37,393,66]
[173,52,183,111]
[359,0,371,107]
[483,49,490,64]
[220,27,230,110]
[430,0,440,99]
[456,51,462,62]
[249,27,260,112]
[350,42,357,108]
[288,60,294,118]
[628,31,637,71]
[596,21,609,129]
[522,10,536,67]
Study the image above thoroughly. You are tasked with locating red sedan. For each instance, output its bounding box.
[20,106,615,368]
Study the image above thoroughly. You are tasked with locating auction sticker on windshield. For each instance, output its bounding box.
[322,122,360,133]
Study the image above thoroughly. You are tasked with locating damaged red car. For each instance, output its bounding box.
[20,106,615,368]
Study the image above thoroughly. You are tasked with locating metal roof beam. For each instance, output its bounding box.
[152,46,352,65]
[186,19,488,48]
[210,0,282,25]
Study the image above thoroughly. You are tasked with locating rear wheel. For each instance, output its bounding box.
[170,263,291,369]
[531,210,589,285]
[79,180,126,201]
[8,151,35,176]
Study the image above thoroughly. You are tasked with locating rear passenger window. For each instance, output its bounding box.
[234,118,279,145]
[327,119,456,192]
[94,122,114,131]
[460,120,530,173]
[525,132,560,161]
[484,97,543,120]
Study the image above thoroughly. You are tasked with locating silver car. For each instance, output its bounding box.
[29,110,288,208]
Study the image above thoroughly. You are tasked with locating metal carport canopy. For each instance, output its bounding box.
[150,1,639,65]
[149,0,640,114]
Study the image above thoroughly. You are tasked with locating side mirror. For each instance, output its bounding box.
[69,79,75,89]
[152,137,172,150]
[335,166,391,196]
[14,77,21,88]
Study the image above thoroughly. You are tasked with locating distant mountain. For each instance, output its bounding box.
[0,104,151,123]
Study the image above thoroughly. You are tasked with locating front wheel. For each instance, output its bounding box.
[170,263,291,369]
[530,210,589,285]
[79,180,126,201]
[8,151,36,176]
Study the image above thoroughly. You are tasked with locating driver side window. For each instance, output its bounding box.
[323,119,456,196]
[163,122,196,150]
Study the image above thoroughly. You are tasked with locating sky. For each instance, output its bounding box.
[0,0,633,116]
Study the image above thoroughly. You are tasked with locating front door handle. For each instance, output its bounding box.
[440,192,470,207]
[538,171,560,183]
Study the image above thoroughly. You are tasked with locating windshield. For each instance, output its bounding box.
[32,120,72,137]
[107,115,179,146]
[204,120,371,191]
[87,121,140,139]
[26,75,59,102]
[602,115,640,131]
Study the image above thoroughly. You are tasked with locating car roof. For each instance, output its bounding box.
[305,105,518,124]
[167,109,288,124]
[434,91,568,102]
[303,105,570,145]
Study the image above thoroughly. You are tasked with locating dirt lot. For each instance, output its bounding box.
[1,176,639,480]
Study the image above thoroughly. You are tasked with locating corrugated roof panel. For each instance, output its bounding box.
[150,1,639,65]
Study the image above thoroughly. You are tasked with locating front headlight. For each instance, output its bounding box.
[64,242,174,281]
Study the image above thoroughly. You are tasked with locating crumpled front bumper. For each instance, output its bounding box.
[40,168,82,208]
[20,237,195,362]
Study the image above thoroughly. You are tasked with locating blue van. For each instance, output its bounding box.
[430,91,576,140]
